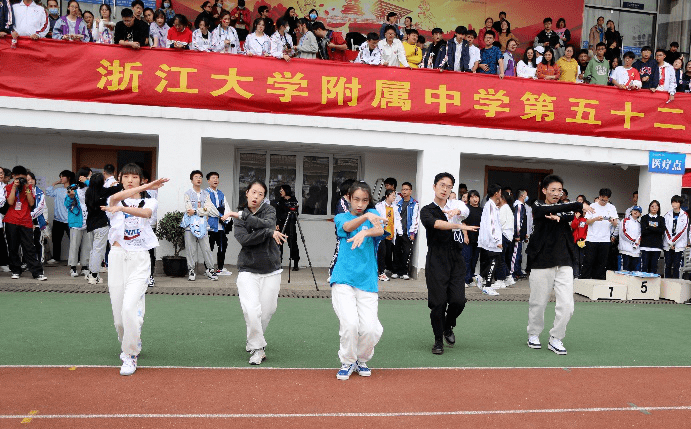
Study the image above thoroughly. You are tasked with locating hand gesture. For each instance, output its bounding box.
[101,205,122,213]
[227,211,241,219]
[443,208,461,218]
[460,224,479,232]
[144,177,169,191]
[272,230,287,245]
[365,211,387,224]
[347,230,367,249]
[67,188,75,197]
[545,214,560,222]
[187,209,195,216]
[582,203,595,214]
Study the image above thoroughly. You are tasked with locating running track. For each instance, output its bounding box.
[2,366,690,428]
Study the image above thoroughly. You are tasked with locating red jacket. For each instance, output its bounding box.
[571,216,588,243]
[229,7,250,30]
[327,31,347,62]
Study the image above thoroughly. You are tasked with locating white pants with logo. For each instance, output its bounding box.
[88,226,109,274]
[184,231,214,272]
[237,271,281,351]
[527,266,574,340]
[331,284,383,365]
[68,228,92,268]
[108,246,150,357]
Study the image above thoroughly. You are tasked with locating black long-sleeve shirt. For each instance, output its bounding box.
[527,201,582,269]
[640,214,665,250]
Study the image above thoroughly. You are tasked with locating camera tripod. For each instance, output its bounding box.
[281,211,319,291]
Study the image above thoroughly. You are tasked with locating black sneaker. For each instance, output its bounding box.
[443,329,455,347]
[432,340,444,355]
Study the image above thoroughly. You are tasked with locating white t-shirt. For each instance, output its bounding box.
[499,203,514,240]
[107,197,159,251]
[585,202,618,242]
[467,45,480,70]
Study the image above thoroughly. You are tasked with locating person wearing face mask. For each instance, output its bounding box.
[46,0,60,39]
[230,0,250,42]
[270,17,294,60]
[160,0,175,27]
[307,8,318,25]
[211,0,225,27]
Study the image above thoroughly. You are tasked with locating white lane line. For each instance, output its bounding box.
[1,406,691,419]
[1,365,691,370]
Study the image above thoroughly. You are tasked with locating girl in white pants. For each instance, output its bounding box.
[228,180,287,366]
[101,163,168,376]
[330,181,385,380]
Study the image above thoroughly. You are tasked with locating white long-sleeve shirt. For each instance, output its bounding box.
[663,210,689,252]
[270,30,293,59]
[479,199,502,252]
[211,25,239,53]
[191,29,212,52]
[354,41,382,65]
[378,38,408,67]
[244,32,270,56]
[657,62,677,95]
[619,217,641,257]
[499,203,514,240]
[12,1,48,37]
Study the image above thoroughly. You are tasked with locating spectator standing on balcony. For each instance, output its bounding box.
[12,0,48,39]
[191,16,212,51]
[194,1,214,30]
[445,26,469,72]
[612,51,642,89]
[633,46,659,91]
[575,49,590,82]
[257,5,274,36]
[478,32,503,77]
[282,7,298,44]
[45,0,59,38]
[588,16,605,56]
[497,20,517,51]
[160,0,175,27]
[143,8,154,24]
[663,195,688,279]
[379,12,402,41]
[517,46,538,79]
[604,20,622,61]
[557,45,578,82]
[537,47,560,80]
[403,29,422,68]
[295,18,318,59]
[503,39,518,77]
[230,0,250,41]
[655,49,676,102]
[465,30,480,72]
[403,16,413,32]
[666,42,682,66]
[420,27,445,69]
[166,14,192,49]
[52,0,89,42]
[673,58,684,90]
[270,17,294,60]
[4,166,47,281]
[492,11,509,35]
[82,11,95,41]
[355,32,381,65]
[150,9,169,48]
[130,0,144,20]
[584,42,610,85]
[677,60,691,93]
[211,0,224,27]
[115,8,149,49]
[306,8,318,27]
[379,24,409,67]
[94,3,115,44]
[319,26,347,61]
[212,10,239,53]
[477,17,495,49]
[639,200,665,275]
[245,18,271,56]
[535,17,561,59]
[554,18,570,57]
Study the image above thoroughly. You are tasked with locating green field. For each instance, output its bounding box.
[2,292,688,368]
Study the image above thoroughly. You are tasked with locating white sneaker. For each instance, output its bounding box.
[217,268,232,276]
[548,337,567,355]
[492,280,507,289]
[1,265,11,272]
[188,269,196,281]
[390,273,399,279]
[205,269,218,281]
[378,273,389,282]
[474,275,484,290]
[249,348,266,365]
[527,335,541,349]
[35,274,48,281]
[505,277,516,286]
[87,274,102,285]
[45,259,58,265]
[336,363,356,380]
[120,354,137,376]
[81,269,89,277]
[482,287,500,296]
[401,274,410,280]
[147,276,155,287]
[70,269,79,278]
[11,273,20,279]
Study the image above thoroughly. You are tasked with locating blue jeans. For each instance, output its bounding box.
[665,250,683,278]
[621,254,640,272]
[640,250,660,274]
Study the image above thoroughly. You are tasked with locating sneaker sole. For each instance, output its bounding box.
[444,338,455,347]
[356,371,371,377]
[432,349,444,355]
[527,342,542,349]
[548,344,567,355]
[336,373,352,380]
[249,355,266,365]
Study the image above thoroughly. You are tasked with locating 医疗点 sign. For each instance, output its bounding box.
[649,151,686,175]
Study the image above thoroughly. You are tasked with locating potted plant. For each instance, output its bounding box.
[155,210,187,277]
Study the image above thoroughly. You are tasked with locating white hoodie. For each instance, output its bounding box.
[618,216,641,257]
[663,210,688,252]
[479,198,502,252]
[657,61,677,95]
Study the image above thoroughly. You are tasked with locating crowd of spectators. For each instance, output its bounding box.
[2,1,689,97]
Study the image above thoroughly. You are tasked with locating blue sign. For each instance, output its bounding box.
[623,46,642,57]
[649,151,686,175]
[623,2,644,9]
[80,0,157,8]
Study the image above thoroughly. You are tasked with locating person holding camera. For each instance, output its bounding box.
[65,167,92,278]
[275,185,300,271]
[3,166,47,280]
[211,10,239,53]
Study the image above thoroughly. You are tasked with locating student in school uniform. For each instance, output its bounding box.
[330,181,386,380]
[663,195,688,278]
[619,206,642,271]
[100,163,167,375]
[182,170,219,281]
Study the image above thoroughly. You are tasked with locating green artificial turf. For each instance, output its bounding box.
[1,292,688,368]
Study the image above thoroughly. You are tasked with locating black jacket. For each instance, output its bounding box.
[234,203,281,274]
[85,185,123,232]
[527,201,582,269]
[535,30,560,49]
[640,214,665,250]
[445,37,469,72]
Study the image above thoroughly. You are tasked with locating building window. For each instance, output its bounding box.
[236,151,360,216]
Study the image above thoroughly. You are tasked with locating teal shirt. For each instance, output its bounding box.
[330,209,380,293]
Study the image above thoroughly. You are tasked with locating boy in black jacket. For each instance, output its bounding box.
[526,175,593,355]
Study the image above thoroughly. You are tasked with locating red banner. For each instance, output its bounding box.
[0,38,688,144]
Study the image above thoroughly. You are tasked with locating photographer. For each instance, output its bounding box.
[275,185,300,271]
[4,166,47,280]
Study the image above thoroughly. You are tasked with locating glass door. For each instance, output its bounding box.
[582,6,656,56]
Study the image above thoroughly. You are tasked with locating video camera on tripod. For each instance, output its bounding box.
[279,200,319,290]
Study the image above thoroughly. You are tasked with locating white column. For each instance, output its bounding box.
[638,166,683,215]
[413,147,461,276]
